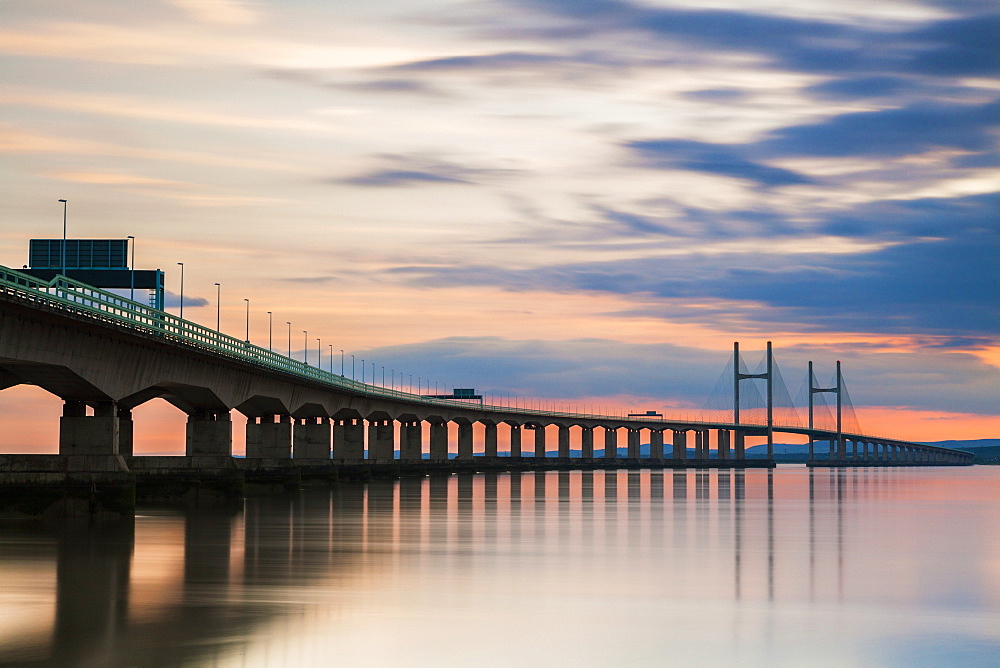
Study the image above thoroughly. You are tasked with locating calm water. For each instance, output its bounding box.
[1,466,999,667]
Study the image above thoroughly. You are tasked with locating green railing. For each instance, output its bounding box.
[0,263,971,457]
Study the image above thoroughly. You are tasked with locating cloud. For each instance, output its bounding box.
[760,99,1000,158]
[906,14,1000,76]
[626,139,814,187]
[334,154,519,188]
[386,193,1000,338]
[342,169,471,187]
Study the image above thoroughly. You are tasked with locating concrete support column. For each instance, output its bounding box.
[734,431,745,459]
[581,427,594,460]
[457,422,474,460]
[604,427,618,460]
[837,435,847,461]
[649,430,664,461]
[717,429,730,461]
[117,408,133,457]
[186,410,232,456]
[429,421,449,461]
[59,400,120,455]
[400,421,423,461]
[672,430,687,461]
[627,429,641,459]
[333,419,364,460]
[558,426,570,459]
[533,425,546,458]
[483,422,498,457]
[246,414,292,458]
[509,424,522,459]
[368,420,395,460]
[293,417,331,460]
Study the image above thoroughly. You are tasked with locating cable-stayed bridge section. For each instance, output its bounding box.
[0,264,974,514]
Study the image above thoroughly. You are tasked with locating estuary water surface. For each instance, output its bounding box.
[1,466,999,667]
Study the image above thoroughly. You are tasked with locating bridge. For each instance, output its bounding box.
[0,263,974,513]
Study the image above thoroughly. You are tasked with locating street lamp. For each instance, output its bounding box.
[177,262,184,319]
[360,359,365,383]
[244,299,250,342]
[267,312,272,351]
[57,199,67,277]
[351,354,355,380]
[317,338,322,370]
[303,331,308,365]
[328,344,333,373]
[214,283,221,331]
[127,236,135,301]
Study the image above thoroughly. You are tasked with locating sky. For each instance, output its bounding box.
[0,0,997,452]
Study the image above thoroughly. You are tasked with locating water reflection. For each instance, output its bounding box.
[1,467,999,666]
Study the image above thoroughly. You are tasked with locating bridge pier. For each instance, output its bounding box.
[368,419,394,460]
[293,417,330,460]
[400,420,422,461]
[627,428,641,459]
[483,421,498,457]
[604,427,618,460]
[509,423,522,459]
[456,421,473,460]
[333,418,364,460]
[186,410,232,456]
[429,421,448,461]
[59,400,120,456]
[649,429,664,461]
[246,414,292,458]
[581,427,594,460]
[717,429,730,461]
[734,431,745,459]
[558,425,570,458]
[533,424,546,458]
[673,430,687,461]
[118,408,134,457]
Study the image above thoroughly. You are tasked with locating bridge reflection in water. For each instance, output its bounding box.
[2,467,997,665]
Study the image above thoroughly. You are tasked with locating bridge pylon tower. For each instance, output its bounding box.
[809,360,843,461]
[733,341,774,459]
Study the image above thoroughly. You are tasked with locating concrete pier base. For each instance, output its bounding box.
[581,427,594,460]
[293,417,330,460]
[59,401,120,456]
[400,421,423,461]
[429,421,449,461]
[649,430,664,461]
[186,411,232,456]
[604,428,617,460]
[246,415,291,458]
[558,426,570,458]
[333,419,364,460]
[457,421,473,460]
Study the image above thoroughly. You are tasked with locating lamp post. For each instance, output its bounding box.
[286,322,291,358]
[351,354,355,380]
[340,349,345,376]
[214,283,221,331]
[267,312,272,351]
[317,338,321,370]
[328,344,333,373]
[244,299,250,342]
[57,199,67,277]
[303,331,308,365]
[177,262,184,319]
[127,236,135,301]
[381,366,385,387]
[360,359,365,383]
